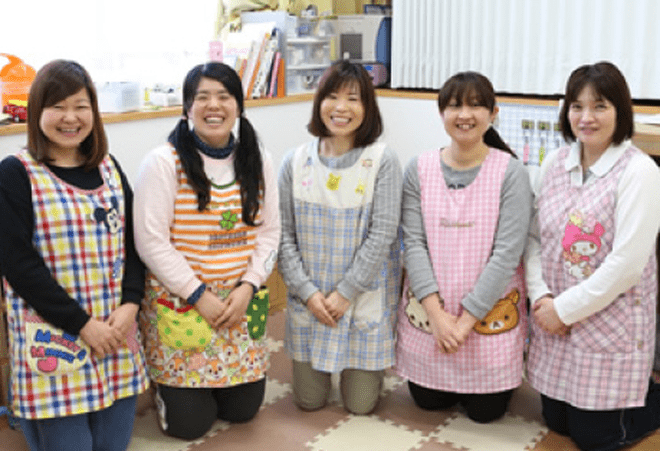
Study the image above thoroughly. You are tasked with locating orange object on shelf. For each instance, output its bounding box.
[0,54,36,107]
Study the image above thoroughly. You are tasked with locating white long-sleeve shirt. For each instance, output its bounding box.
[525,140,660,325]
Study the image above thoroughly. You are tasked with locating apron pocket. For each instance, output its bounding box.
[25,318,90,376]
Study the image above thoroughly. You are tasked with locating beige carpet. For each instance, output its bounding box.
[2,310,659,451]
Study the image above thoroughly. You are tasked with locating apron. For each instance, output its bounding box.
[528,145,656,409]
[140,149,268,388]
[7,152,148,419]
[285,140,400,372]
[396,149,526,393]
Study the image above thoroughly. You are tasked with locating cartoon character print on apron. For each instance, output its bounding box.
[286,140,400,373]
[396,148,527,394]
[7,153,149,420]
[140,150,268,388]
[528,145,657,410]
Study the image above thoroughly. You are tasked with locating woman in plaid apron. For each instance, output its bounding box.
[0,60,149,451]
[395,72,532,423]
[134,62,280,440]
[526,62,660,450]
[278,60,402,415]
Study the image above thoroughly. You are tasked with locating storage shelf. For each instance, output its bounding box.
[287,36,332,45]
[287,64,331,71]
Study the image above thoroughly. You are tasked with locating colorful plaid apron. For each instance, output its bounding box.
[7,152,149,420]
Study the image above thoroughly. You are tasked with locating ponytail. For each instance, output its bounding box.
[484,126,516,158]
[234,115,264,226]
[168,118,211,210]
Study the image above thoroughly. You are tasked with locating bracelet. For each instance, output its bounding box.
[186,283,207,305]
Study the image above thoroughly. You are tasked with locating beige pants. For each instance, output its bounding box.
[292,360,384,415]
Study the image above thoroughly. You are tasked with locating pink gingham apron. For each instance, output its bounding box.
[396,149,526,393]
[528,145,657,410]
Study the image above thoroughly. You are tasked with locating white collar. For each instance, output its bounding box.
[564,139,632,178]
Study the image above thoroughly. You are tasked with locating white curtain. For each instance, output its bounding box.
[391,0,660,99]
[3,0,218,86]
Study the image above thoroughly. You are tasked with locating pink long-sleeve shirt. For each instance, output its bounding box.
[133,144,280,299]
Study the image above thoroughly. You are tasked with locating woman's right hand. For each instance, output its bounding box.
[195,289,228,329]
[306,291,337,327]
[79,317,124,358]
[421,293,461,353]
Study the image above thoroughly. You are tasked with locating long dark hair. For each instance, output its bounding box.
[168,62,263,225]
[438,71,515,157]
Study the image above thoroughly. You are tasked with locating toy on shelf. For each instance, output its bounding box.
[0,54,35,109]
[2,99,27,123]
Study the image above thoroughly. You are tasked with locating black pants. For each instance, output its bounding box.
[407,380,513,423]
[156,378,266,440]
[541,379,660,451]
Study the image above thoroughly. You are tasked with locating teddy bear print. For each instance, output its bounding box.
[562,220,604,280]
[473,289,520,335]
[404,288,432,333]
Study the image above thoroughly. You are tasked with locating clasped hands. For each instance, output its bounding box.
[79,303,139,358]
[306,290,350,328]
[532,295,570,336]
[422,294,477,354]
[195,282,254,331]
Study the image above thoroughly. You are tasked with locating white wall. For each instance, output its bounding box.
[0,96,449,183]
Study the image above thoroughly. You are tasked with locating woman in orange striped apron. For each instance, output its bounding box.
[134,63,280,440]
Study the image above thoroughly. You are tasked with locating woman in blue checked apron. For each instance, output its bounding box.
[278,60,402,415]
[0,60,148,451]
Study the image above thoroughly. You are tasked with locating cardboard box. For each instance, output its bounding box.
[633,123,660,157]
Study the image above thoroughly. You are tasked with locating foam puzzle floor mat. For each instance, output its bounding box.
[2,310,659,451]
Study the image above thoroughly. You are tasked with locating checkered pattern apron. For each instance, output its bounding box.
[6,152,149,420]
[140,150,268,388]
[528,145,657,410]
[396,149,527,393]
[285,142,400,372]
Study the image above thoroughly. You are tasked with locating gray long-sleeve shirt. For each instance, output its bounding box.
[278,140,403,303]
[402,152,532,319]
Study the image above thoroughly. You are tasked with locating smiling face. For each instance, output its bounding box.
[39,88,93,158]
[568,84,617,156]
[319,82,365,144]
[189,77,239,148]
[440,93,497,148]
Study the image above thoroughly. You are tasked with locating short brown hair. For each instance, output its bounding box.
[307,60,382,148]
[27,60,107,169]
[559,61,633,145]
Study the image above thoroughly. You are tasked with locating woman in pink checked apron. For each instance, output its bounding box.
[526,62,660,451]
[395,72,532,423]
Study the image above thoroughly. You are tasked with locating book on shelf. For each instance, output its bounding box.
[276,56,285,98]
[215,21,289,99]
[252,31,280,99]
[267,51,281,98]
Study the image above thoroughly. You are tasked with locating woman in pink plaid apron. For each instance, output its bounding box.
[0,60,149,451]
[526,62,660,450]
[395,72,532,423]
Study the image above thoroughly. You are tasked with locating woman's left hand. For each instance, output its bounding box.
[107,303,139,342]
[217,282,254,329]
[533,296,569,335]
[454,310,478,344]
[324,291,350,321]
